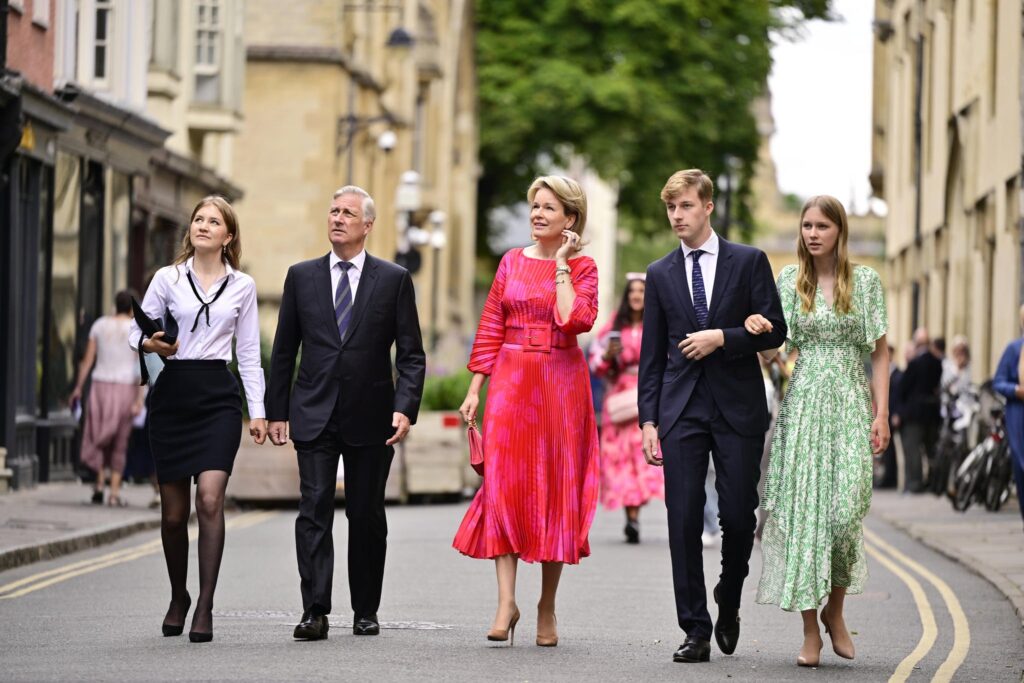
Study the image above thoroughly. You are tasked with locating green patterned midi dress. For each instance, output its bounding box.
[756,264,888,612]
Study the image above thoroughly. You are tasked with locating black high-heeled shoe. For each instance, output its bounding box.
[189,609,213,643]
[162,593,192,637]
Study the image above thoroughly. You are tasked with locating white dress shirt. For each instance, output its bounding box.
[128,258,266,419]
[329,249,366,303]
[680,230,720,307]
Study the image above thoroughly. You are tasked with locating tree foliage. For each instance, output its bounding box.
[476,0,834,253]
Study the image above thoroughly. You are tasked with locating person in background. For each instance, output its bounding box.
[589,273,664,544]
[991,306,1024,532]
[898,327,943,493]
[69,290,144,506]
[942,336,971,398]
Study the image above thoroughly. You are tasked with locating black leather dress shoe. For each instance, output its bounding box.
[353,614,380,636]
[713,584,740,655]
[293,613,329,640]
[673,636,711,663]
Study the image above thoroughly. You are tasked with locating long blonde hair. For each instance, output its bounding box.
[796,195,853,315]
[173,195,241,270]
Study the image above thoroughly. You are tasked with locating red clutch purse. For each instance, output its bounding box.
[468,420,484,476]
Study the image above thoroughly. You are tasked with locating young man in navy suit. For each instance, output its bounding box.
[638,169,786,663]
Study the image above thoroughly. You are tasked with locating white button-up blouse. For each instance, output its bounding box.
[128,258,266,419]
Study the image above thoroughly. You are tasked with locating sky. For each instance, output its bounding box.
[768,0,878,215]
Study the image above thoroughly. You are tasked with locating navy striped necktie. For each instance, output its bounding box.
[334,261,354,341]
[690,249,709,329]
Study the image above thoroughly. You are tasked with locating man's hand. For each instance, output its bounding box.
[249,418,268,445]
[642,424,662,466]
[678,329,725,360]
[386,412,411,446]
[268,420,289,446]
[141,331,179,358]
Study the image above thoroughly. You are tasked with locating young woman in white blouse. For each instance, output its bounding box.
[130,196,267,643]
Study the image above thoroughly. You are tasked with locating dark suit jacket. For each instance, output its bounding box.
[898,350,943,425]
[266,252,426,445]
[638,238,787,438]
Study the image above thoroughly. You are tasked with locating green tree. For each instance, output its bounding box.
[476,0,834,254]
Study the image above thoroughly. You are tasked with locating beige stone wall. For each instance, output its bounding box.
[872,0,1022,379]
[234,0,479,360]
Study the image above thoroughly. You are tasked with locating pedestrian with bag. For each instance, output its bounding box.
[130,195,268,643]
[589,274,663,544]
[454,175,600,648]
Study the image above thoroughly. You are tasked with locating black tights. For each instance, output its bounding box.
[159,470,229,633]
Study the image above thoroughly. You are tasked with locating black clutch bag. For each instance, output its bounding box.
[131,298,179,385]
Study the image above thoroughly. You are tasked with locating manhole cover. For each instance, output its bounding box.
[4,519,72,531]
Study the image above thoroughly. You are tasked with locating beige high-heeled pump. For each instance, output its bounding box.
[487,608,520,646]
[820,609,855,660]
[536,612,558,647]
[797,633,823,667]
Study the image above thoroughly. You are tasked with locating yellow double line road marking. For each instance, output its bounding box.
[864,526,971,683]
[0,510,277,600]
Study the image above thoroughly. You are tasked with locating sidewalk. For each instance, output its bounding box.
[0,482,160,571]
[870,488,1024,626]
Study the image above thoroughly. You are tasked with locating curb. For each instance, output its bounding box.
[875,509,1024,629]
[0,518,161,573]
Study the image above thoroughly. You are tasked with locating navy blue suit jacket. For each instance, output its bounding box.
[638,238,787,438]
[266,252,426,445]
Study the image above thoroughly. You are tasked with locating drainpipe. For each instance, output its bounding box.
[911,25,924,329]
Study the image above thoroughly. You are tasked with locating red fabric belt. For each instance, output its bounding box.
[504,326,577,352]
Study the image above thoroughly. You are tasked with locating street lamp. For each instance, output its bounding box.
[717,155,741,240]
[427,210,447,351]
[395,170,423,274]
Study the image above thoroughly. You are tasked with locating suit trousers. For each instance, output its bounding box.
[901,420,938,492]
[293,398,394,618]
[662,374,763,640]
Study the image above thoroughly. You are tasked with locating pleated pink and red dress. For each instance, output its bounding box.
[453,247,600,564]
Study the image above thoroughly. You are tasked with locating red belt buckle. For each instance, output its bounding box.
[525,325,552,352]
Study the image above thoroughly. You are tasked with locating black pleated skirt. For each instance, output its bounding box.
[148,360,242,484]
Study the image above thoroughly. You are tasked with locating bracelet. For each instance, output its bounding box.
[555,265,571,275]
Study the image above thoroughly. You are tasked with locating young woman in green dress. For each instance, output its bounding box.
[743,195,890,667]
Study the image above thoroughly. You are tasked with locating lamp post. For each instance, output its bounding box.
[427,210,447,352]
[717,155,740,240]
[335,5,414,183]
[395,170,425,274]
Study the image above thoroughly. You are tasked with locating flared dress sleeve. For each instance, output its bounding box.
[554,257,599,335]
[777,264,799,353]
[467,251,512,375]
[857,266,888,353]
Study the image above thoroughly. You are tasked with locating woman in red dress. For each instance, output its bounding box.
[454,175,600,648]
[589,275,664,544]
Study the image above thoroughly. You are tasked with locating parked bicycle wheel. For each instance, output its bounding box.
[953,445,985,512]
[983,441,1013,511]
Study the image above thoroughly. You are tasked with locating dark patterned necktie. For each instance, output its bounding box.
[690,249,709,329]
[334,261,354,341]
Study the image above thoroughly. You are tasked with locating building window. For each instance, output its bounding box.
[94,0,112,81]
[194,0,222,103]
[33,0,50,27]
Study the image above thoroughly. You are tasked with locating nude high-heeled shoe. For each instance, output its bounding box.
[487,607,520,646]
[820,608,855,660]
[536,611,558,647]
[797,633,823,667]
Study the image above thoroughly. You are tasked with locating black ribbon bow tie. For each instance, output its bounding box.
[186,272,230,332]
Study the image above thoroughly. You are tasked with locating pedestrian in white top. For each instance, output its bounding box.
[129,195,267,643]
[69,289,145,506]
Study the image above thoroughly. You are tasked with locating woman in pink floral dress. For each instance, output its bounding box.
[590,275,664,544]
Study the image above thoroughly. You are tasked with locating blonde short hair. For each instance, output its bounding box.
[527,175,587,238]
[660,169,714,204]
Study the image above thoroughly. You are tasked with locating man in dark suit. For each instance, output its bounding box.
[638,169,786,664]
[267,186,425,641]
[898,327,943,493]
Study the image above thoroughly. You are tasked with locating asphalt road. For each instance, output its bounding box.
[1,500,1022,682]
